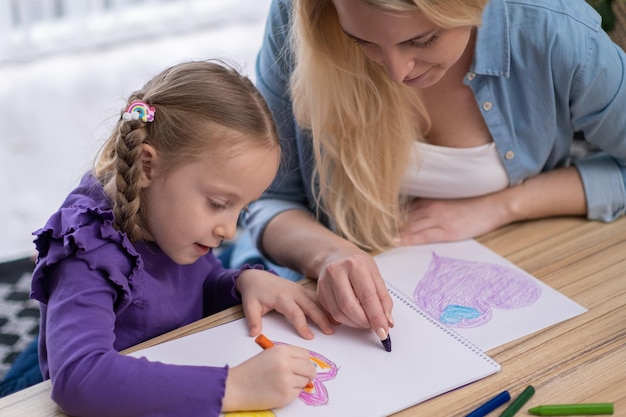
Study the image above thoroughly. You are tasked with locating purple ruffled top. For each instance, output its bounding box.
[30,173,248,417]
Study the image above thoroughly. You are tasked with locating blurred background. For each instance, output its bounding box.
[0,0,271,262]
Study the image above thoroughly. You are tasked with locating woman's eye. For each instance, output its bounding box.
[409,35,439,49]
[351,37,369,47]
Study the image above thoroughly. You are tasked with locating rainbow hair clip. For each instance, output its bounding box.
[122,100,156,122]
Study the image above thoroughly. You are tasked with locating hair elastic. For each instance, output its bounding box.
[122,101,156,122]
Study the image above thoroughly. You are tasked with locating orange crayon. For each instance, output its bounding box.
[254,334,314,390]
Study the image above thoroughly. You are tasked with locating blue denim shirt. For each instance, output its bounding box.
[242,0,626,258]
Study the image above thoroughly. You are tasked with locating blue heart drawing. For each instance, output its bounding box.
[440,304,481,325]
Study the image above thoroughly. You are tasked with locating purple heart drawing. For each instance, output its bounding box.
[413,253,541,328]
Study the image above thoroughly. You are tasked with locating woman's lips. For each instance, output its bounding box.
[403,67,433,86]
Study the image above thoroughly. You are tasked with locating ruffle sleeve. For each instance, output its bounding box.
[31,203,142,314]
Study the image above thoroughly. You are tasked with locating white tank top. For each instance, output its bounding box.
[399,141,510,199]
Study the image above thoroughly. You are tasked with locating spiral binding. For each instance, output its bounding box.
[386,283,500,369]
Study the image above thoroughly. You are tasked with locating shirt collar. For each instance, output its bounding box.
[473,0,511,77]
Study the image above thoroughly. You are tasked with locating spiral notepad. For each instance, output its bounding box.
[131,281,500,417]
[132,238,587,415]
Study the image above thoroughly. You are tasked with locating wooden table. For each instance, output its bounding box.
[1,217,624,416]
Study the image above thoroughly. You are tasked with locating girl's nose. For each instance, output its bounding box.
[214,219,237,242]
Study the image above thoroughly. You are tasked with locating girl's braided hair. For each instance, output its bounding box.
[94,60,278,241]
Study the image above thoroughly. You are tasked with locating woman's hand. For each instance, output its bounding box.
[260,209,394,342]
[399,168,587,245]
[236,269,335,339]
[222,344,315,412]
[316,246,394,337]
[398,195,510,245]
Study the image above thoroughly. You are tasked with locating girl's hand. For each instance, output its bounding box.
[222,344,315,412]
[236,269,335,339]
[316,246,394,334]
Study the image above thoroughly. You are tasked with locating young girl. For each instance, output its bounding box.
[30,60,334,417]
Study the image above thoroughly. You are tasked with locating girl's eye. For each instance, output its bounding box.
[409,35,439,49]
[208,199,227,210]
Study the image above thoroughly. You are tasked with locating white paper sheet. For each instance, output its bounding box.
[375,239,587,351]
[131,287,500,417]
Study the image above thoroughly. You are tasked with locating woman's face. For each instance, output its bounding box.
[332,0,474,89]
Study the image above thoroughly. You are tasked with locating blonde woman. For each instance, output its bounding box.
[232,0,626,341]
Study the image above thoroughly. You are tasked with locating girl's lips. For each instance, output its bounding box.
[194,243,211,256]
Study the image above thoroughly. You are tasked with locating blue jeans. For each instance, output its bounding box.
[0,335,43,397]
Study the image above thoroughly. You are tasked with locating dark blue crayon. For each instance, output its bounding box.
[381,335,391,352]
[465,390,512,417]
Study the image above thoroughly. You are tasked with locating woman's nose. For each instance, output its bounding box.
[381,48,415,83]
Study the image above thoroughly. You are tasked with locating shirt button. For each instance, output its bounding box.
[505,150,515,160]
[482,101,493,111]
[467,72,476,81]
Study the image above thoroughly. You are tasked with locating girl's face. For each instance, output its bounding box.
[139,134,279,265]
[332,0,474,88]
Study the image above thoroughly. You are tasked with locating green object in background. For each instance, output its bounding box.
[587,0,621,32]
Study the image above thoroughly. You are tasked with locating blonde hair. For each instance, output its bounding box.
[94,60,279,241]
[290,0,486,252]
